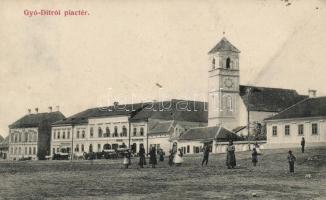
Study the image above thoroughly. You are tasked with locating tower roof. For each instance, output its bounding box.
[208,37,240,54]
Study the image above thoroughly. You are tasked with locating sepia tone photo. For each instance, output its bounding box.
[0,0,326,199]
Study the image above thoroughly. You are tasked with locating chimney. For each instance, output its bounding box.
[308,89,317,98]
[35,108,38,113]
[28,109,31,115]
[48,106,52,112]
[56,106,60,111]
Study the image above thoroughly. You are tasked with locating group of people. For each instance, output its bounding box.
[123,138,306,174]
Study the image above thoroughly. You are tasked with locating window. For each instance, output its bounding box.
[312,123,318,135]
[77,131,80,139]
[52,148,55,154]
[285,125,290,136]
[25,147,27,154]
[226,57,231,69]
[24,132,28,142]
[90,127,94,138]
[57,148,59,153]
[298,124,304,135]
[75,144,79,152]
[62,131,66,139]
[133,128,137,136]
[81,144,84,152]
[18,133,22,142]
[225,95,232,111]
[98,127,103,138]
[29,147,32,155]
[272,126,277,136]
[140,127,144,136]
[212,58,215,69]
[57,131,60,139]
[67,131,70,139]
[33,147,36,155]
[187,145,190,153]
[53,131,56,140]
[106,127,110,137]
[114,126,118,137]
[122,126,127,137]
[89,144,93,152]
[14,134,17,142]
[18,147,21,155]
[82,130,85,138]
[98,144,101,152]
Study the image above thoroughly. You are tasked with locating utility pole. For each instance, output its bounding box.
[247,88,252,151]
[70,118,75,161]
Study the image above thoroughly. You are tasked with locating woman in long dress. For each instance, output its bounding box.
[226,141,236,169]
[173,148,184,166]
[149,147,157,168]
[138,145,146,168]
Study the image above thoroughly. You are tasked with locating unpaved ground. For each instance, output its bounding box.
[0,147,325,200]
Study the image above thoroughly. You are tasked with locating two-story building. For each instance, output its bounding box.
[8,110,65,160]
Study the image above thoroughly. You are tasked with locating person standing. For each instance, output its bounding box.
[252,148,258,167]
[158,149,165,162]
[202,145,210,166]
[123,150,131,169]
[301,137,305,153]
[138,144,146,168]
[226,141,236,169]
[287,150,296,174]
[168,150,174,167]
[174,148,184,166]
[149,147,157,168]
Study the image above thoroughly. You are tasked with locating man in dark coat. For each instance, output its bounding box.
[301,137,305,153]
[138,144,146,168]
[202,145,210,166]
[149,147,157,168]
[287,150,296,173]
[252,148,258,166]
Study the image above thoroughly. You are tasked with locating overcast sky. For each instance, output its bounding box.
[1,0,325,137]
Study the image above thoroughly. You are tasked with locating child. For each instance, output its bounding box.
[252,148,258,166]
[287,150,296,174]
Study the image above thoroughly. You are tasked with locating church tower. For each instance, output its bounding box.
[208,37,241,130]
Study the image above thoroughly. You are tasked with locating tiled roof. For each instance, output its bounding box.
[149,121,173,134]
[9,111,65,129]
[239,85,308,112]
[53,103,146,126]
[208,37,240,54]
[232,126,247,133]
[265,96,326,120]
[130,99,208,123]
[179,126,239,142]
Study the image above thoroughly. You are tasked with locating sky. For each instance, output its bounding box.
[1,0,326,137]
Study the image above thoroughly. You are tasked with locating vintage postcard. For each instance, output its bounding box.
[0,0,325,199]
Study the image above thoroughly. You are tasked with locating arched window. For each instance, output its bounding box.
[81,144,84,152]
[114,126,118,137]
[106,127,110,137]
[103,143,111,150]
[212,58,216,69]
[140,127,144,136]
[122,126,127,137]
[18,147,21,154]
[24,132,28,142]
[225,95,232,111]
[89,144,93,152]
[57,131,61,139]
[29,147,32,154]
[62,131,66,139]
[14,134,17,142]
[67,131,70,139]
[18,133,22,142]
[53,131,56,140]
[76,131,80,139]
[75,144,79,152]
[90,127,94,138]
[82,130,85,138]
[226,57,231,69]
[133,128,137,136]
[11,134,14,143]
[98,127,103,138]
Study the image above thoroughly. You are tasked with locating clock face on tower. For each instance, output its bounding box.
[223,78,234,89]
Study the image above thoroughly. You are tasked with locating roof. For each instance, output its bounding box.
[265,96,326,120]
[9,111,65,129]
[130,99,208,123]
[179,126,239,142]
[239,85,308,112]
[208,37,241,54]
[53,103,145,126]
[148,121,173,136]
[0,136,9,149]
[232,126,247,133]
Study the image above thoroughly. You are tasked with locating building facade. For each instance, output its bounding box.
[8,111,65,160]
[265,96,326,148]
